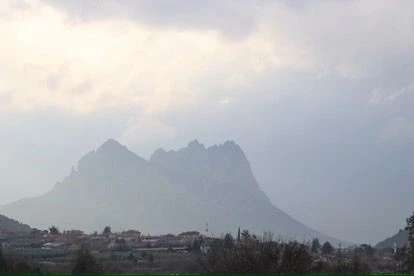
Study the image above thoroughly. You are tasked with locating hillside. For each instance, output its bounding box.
[375,229,409,249]
[0,213,31,233]
[0,139,345,245]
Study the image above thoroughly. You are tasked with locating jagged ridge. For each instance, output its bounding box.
[0,139,346,245]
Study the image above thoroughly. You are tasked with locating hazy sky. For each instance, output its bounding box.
[1,0,413,244]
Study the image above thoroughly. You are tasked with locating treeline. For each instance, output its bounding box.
[0,245,99,274]
[199,231,370,274]
[198,211,414,274]
[0,246,42,274]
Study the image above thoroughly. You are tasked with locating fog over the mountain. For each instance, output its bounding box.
[1,0,414,244]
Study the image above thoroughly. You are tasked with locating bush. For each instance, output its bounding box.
[72,246,102,274]
[201,233,312,273]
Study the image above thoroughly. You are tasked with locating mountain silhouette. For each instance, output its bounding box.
[0,139,345,245]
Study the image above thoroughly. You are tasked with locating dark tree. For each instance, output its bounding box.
[279,241,312,273]
[406,211,414,272]
[321,241,334,255]
[190,238,201,252]
[351,253,371,273]
[127,253,137,264]
[357,244,375,257]
[311,238,321,253]
[0,247,8,273]
[202,233,312,274]
[103,226,111,234]
[72,246,102,274]
[223,233,234,249]
[395,246,408,262]
[48,225,60,234]
[241,229,251,240]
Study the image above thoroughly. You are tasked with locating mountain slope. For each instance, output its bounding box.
[375,229,408,249]
[0,139,345,245]
[0,213,31,233]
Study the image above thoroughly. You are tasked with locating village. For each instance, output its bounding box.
[0,227,210,273]
[0,225,407,274]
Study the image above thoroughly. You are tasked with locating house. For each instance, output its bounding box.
[178,231,201,243]
[157,234,181,247]
[178,231,201,238]
[140,238,158,247]
[41,242,65,250]
[121,230,141,241]
[63,230,86,237]
[86,237,108,251]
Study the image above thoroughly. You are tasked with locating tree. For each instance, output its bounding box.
[127,253,137,264]
[280,241,312,273]
[351,253,371,273]
[311,238,321,253]
[103,226,111,235]
[357,244,375,257]
[321,241,334,255]
[190,238,201,252]
[0,247,8,273]
[224,233,234,249]
[201,235,312,273]
[406,211,414,272]
[241,230,251,240]
[395,246,407,262]
[48,225,60,235]
[72,246,102,274]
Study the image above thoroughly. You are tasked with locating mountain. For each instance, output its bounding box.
[0,213,31,233]
[0,139,345,245]
[375,229,408,249]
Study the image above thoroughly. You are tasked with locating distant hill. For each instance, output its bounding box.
[0,213,31,233]
[375,229,408,249]
[0,139,346,245]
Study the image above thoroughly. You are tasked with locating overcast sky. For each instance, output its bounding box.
[1,0,414,244]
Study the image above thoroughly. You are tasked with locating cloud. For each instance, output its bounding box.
[370,83,414,105]
[0,0,316,116]
[260,0,414,79]
[2,0,414,116]
[41,0,264,39]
